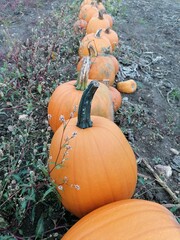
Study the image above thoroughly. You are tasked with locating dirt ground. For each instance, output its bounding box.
[0,0,179,238]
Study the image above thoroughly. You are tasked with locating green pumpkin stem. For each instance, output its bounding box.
[98,10,104,20]
[105,27,111,34]
[77,81,99,129]
[95,29,102,38]
[76,57,91,91]
[88,45,97,57]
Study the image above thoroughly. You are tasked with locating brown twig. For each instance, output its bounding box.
[162,203,180,209]
[137,173,152,180]
[140,158,180,203]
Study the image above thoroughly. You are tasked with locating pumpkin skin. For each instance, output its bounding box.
[109,86,122,111]
[78,30,112,58]
[102,80,122,112]
[77,55,116,86]
[78,3,98,23]
[108,55,119,74]
[103,13,113,27]
[73,19,87,34]
[48,82,137,218]
[48,80,114,132]
[117,79,137,93]
[101,27,119,50]
[62,199,180,239]
[86,10,110,34]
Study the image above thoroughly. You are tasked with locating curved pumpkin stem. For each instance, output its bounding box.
[88,45,97,57]
[95,29,103,38]
[105,27,111,34]
[76,57,91,91]
[77,81,99,129]
[98,9,104,20]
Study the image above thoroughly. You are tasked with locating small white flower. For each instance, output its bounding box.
[65,145,72,150]
[18,114,28,121]
[72,131,77,138]
[59,115,65,122]
[58,185,63,191]
[63,176,68,183]
[48,114,52,120]
[74,185,80,190]
[30,171,35,176]
[11,180,16,185]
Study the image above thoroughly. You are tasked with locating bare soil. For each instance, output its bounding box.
[0,0,180,238]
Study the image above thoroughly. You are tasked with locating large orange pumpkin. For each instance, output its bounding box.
[78,3,98,23]
[62,199,180,239]
[86,10,110,34]
[48,58,113,132]
[80,0,105,11]
[48,81,137,218]
[78,29,112,58]
[77,46,116,86]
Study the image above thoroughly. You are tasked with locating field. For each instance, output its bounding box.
[0,0,179,239]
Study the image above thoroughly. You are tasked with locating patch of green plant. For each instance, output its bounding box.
[168,88,180,103]
[104,0,122,16]
[0,0,81,238]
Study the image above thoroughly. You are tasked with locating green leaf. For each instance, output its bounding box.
[35,214,44,239]
[0,216,9,229]
[41,186,55,201]
[170,206,179,213]
[138,176,145,185]
[37,84,42,94]
[31,205,36,224]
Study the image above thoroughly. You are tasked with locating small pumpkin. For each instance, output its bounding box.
[78,29,112,58]
[101,27,119,50]
[86,10,110,34]
[48,81,137,218]
[48,57,114,132]
[78,2,98,23]
[73,19,87,34]
[117,79,137,93]
[77,45,116,86]
[102,80,122,112]
[62,199,180,239]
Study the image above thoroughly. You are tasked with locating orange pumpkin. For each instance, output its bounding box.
[101,27,119,50]
[80,0,105,11]
[77,46,116,86]
[86,10,110,34]
[117,79,137,93]
[62,199,180,239]
[73,19,87,34]
[78,29,112,58]
[48,81,137,218]
[48,58,114,132]
[78,3,98,23]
